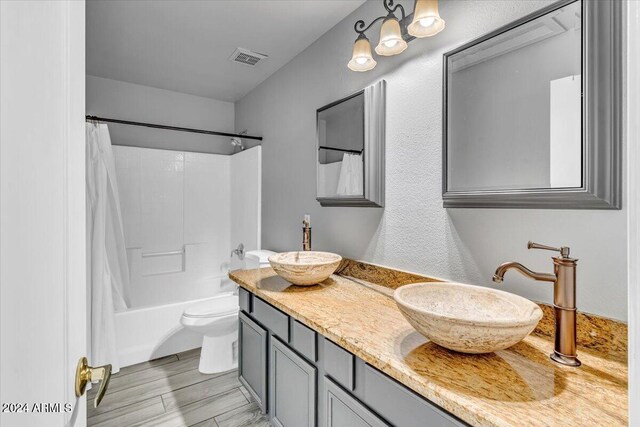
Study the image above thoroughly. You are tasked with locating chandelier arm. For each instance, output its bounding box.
[383,0,406,20]
[389,3,406,21]
[354,15,388,36]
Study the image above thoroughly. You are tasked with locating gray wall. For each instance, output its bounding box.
[448,29,580,191]
[87,75,237,154]
[235,0,627,320]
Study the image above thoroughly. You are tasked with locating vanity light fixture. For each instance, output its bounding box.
[348,0,445,71]
[375,15,408,56]
[348,34,377,72]
[407,0,446,38]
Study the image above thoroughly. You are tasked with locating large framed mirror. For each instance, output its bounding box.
[443,0,622,209]
[316,80,385,207]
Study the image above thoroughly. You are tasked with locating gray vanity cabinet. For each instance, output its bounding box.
[324,377,388,427]
[238,311,268,413]
[270,337,317,427]
[237,291,469,427]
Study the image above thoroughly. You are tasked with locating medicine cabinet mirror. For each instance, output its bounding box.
[316,80,385,207]
[443,0,622,209]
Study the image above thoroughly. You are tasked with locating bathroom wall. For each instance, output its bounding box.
[87,75,235,154]
[235,0,628,320]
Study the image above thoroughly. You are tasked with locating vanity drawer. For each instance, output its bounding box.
[362,364,466,427]
[239,287,252,313]
[323,338,355,391]
[253,297,290,341]
[291,319,317,362]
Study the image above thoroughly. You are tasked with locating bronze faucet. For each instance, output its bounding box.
[493,241,580,367]
[302,215,311,251]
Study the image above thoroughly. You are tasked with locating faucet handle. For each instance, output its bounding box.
[528,241,570,258]
[230,243,245,260]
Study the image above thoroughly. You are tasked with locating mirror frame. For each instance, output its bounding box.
[442,0,622,209]
[316,80,386,207]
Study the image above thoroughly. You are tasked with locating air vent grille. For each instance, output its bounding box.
[228,48,268,67]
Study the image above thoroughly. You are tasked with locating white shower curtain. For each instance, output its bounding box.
[86,123,130,373]
[336,153,364,196]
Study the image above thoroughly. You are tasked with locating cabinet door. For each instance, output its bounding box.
[238,312,268,413]
[270,337,317,427]
[324,377,388,427]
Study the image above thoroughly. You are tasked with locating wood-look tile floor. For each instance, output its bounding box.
[87,348,271,427]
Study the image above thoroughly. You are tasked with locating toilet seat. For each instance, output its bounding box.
[183,293,239,318]
[245,249,276,265]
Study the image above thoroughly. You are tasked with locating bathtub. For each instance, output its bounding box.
[114,275,236,368]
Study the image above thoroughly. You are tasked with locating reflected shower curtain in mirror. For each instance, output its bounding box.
[336,153,364,196]
[86,123,130,373]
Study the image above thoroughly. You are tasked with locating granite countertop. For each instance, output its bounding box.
[229,267,628,427]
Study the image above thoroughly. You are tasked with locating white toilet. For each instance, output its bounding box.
[181,249,275,374]
[243,249,276,270]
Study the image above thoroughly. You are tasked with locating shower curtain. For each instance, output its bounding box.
[86,123,130,373]
[336,153,364,196]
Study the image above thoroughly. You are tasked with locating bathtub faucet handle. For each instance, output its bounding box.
[230,243,245,260]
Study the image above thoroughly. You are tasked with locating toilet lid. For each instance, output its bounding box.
[183,294,239,318]
[245,249,276,265]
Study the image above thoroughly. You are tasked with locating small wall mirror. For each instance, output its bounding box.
[316,80,385,207]
[443,0,621,209]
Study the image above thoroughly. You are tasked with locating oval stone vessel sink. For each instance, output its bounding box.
[394,282,543,354]
[268,251,342,286]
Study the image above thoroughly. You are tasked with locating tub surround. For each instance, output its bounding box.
[229,263,627,427]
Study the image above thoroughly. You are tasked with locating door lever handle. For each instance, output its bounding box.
[75,357,112,408]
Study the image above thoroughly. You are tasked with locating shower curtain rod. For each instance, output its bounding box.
[86,115,263,141]
[319,145,363,154]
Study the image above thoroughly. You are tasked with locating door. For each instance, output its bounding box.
[270,337,317,427]
[238,312,268,413]
[324,377,387,427]
[1,1,88,426]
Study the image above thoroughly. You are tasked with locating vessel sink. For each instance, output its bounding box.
[394,282,542,354]
[268,251,342,286]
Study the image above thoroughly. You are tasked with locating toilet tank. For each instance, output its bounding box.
[244,250,276,270]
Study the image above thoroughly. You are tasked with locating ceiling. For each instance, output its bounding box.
[86,0,365,102]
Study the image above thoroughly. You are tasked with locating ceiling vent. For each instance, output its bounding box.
[228,48,268,67]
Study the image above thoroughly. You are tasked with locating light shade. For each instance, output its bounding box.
[407,0,445,38]
[348,35,377,72]
[375,16,408,56]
